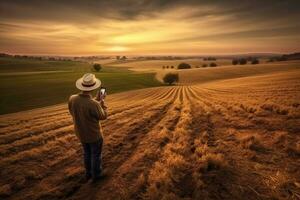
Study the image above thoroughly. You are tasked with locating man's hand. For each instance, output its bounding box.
[95,90,104,101]
[100,100,107,109]
[96,90,106,101]
[95,90,107,109]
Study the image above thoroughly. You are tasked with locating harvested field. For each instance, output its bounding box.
[0,69,300,200]
[158,60,300,84]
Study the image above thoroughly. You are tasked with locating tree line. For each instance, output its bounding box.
[162,62,218,70]
[232,58,259,65]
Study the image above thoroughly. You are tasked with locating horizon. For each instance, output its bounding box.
[1,51,295,57]
[1,0,300,55]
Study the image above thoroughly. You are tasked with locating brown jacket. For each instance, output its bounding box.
[68,93,107,143]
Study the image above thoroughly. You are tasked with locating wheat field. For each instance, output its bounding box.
[0,67,300,199]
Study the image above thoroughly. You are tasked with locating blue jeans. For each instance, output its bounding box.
[82,138,103,179]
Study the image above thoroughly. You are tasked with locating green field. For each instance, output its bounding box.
[0,57,162,114]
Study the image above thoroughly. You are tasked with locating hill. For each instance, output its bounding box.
[157,60,300,84]
[107,58,233,71]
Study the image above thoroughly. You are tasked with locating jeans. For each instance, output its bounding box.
[82,138,103,179]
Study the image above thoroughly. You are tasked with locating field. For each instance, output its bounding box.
[0,61,299,199]
[0,57,162,114]
[166,61,300,84]
[108,58,233,72]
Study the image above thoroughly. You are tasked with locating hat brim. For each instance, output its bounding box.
[76,78,101,91]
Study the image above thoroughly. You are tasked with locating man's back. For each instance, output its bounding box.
[69,73,107,182]
[68,93,107,143]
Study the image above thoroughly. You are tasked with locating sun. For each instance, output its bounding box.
[106,46,130,52]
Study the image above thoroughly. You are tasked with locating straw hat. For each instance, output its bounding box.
[76,73,101,91]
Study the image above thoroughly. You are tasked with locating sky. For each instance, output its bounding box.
[0,0,300,55]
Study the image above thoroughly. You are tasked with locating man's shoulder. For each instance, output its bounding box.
[90,98,101,106]
[69,94,79,102]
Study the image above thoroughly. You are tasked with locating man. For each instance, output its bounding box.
[68,73,107,182]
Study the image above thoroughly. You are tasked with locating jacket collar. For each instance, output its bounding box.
[79,93,92,98]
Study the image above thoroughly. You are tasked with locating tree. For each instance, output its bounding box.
[278,56,287,61]
[232,59,238,65]
[93,63,102,72]
[116,56,120,60]
[204,57,216,61]
[166,66,169,69]
[177,62,191,69]
[247,57,253,62]
[121,56,127,60]
[210,62,217,67]
[202,64,208,67]
[163,73,179,85]
[170,66,174,69]
[162,66,165,69]
[251,59,259,64]
[239,58,247,65]
[208,57,217,61]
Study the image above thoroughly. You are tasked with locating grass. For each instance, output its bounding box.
[0,57,85,72]
[0,57,162,114]
[239,135,264,151]
[0,57,128,73]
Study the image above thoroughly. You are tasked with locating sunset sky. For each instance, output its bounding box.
[1,0,300,55]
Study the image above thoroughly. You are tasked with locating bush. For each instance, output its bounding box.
[232,59,238,65]
[251,59,259,64]
[93,63,102,72]
[210,62,217,67]
[163,73,179,85]
[170,66,174,69]
[202,64,207,67]
[177,62,191,69]
[162,66,165,69]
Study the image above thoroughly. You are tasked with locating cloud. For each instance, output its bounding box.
[1,0,299,23]
[0,0,300,54]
